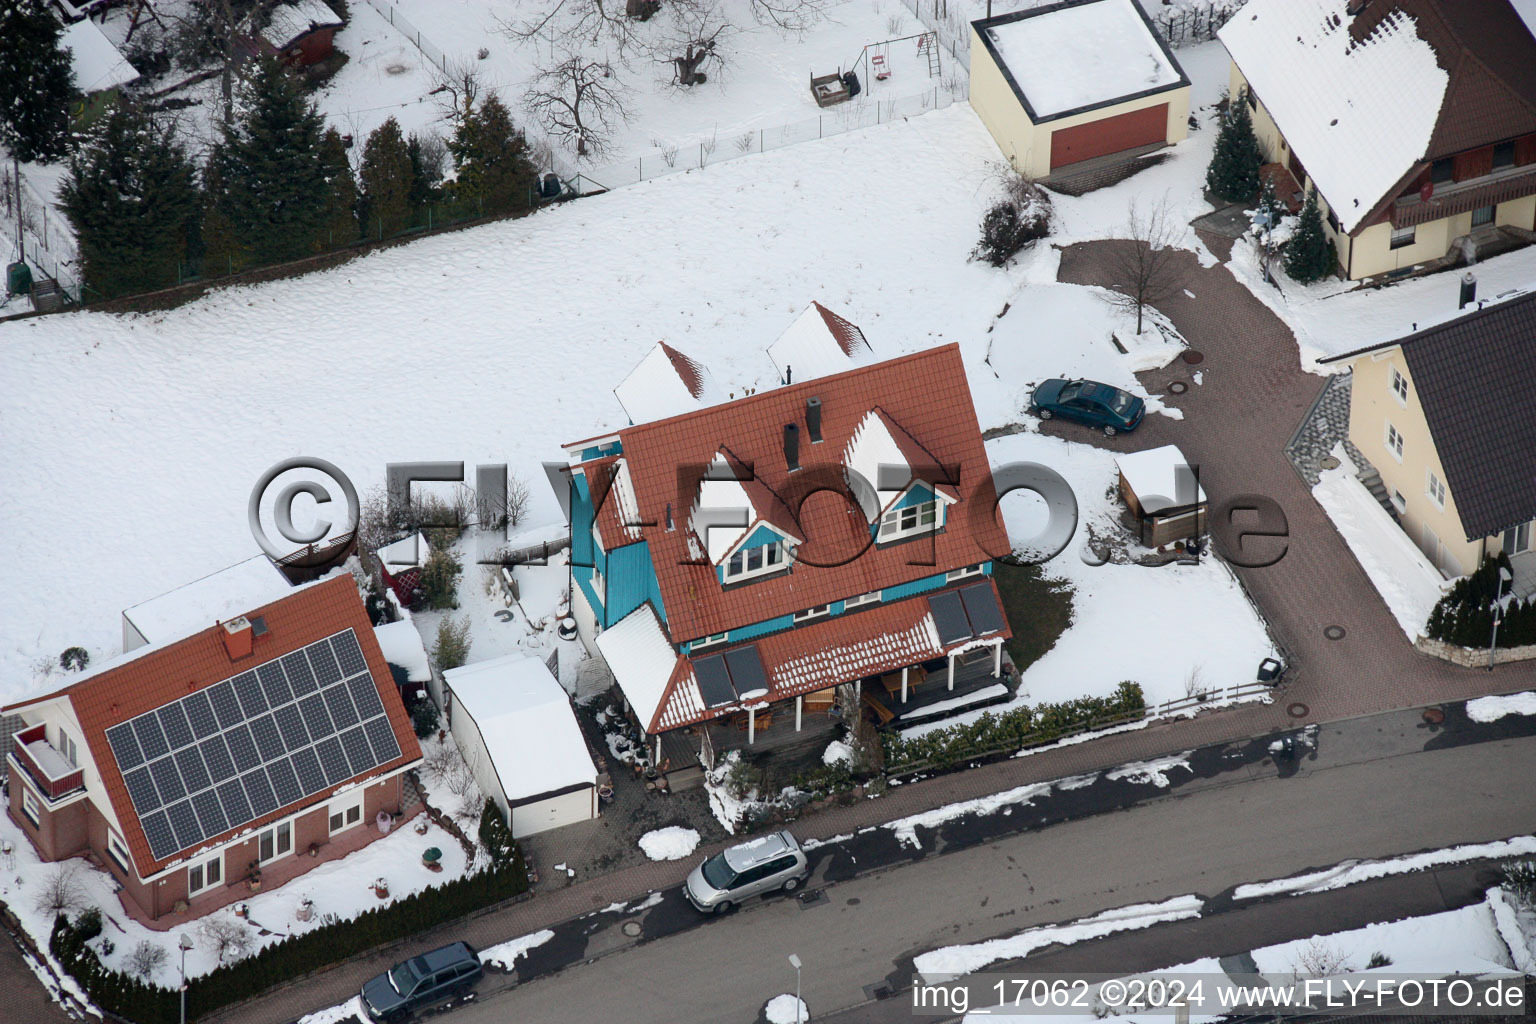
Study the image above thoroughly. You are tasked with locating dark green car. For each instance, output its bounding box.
[1030,378,1146,436]
[361,941,482,1021]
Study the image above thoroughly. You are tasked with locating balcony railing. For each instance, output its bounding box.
[11,725,84,801]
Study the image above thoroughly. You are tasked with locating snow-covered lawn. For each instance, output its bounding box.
[1249,902,1513,977]
[638,826,702,861]
[1466,692,1536,724]
[1311,457,1449,640]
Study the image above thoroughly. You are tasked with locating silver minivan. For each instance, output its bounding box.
[684,830,810,913]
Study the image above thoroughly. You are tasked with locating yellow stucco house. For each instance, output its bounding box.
[968,0,1190,181]
[1322,291,1536,593]
[1219,0,1536,281]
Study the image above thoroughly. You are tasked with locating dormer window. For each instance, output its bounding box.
[724,540,785,582]
[878,499,940,542]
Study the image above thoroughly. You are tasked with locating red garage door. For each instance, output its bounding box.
[1049,103,1169,170]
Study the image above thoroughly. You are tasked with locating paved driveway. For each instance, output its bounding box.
[1048,239,1536,717]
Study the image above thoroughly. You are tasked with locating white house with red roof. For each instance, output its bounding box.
[559,316,1015,775]
[3,574,422,924]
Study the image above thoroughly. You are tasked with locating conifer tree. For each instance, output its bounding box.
[406,133,442,213]
[448,93,536,216]
[59,105,198,298]
[198,148,244,276]
[213,58,330,264]
[1205,89,1263,203]
[1284,188,1335,283]
[0,0,78,165]
[359,117,414,238]
[318,127,359,249]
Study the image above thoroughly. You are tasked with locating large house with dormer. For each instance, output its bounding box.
[1220,0,1536,280]
[559,329,1015,772]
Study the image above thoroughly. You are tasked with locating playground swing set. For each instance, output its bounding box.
[809,30,941,106]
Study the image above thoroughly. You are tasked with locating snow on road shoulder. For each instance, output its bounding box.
[639,827,702,861]
[479,929,555,970]
[884,782,1052,850]
[1467,692,1536,724]
[1233,835,1536,900]
[765,993,810,1023]
[915,895,1204,977]
[1105,753,1192,788]
[298,996,365,1023]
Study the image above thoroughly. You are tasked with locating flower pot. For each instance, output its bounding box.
[234,903,249,918]
[296,900,313,922]
[414,820,430,836]
[373,877,389,899]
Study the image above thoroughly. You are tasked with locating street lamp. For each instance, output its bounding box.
[178,933,194,1024]
[788,953,803,1024]
[1489,566,1514,670]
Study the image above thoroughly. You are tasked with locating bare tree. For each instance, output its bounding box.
[497,0,655,56]
[1291,938,1353,977]
[160,0,279,125]
[33,863,85,917]
[658,17,732,87]
[127,940,170,980]
[524,55,630,158]
[748,0,827,32]
[432,59,484,128]
[198,916,256,964]
[1104,197,1186,335]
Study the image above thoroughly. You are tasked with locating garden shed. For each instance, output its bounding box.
[443,654,600,838]
[1116,444,1208,549]
[968,0,1190,179]
[59,17,139,122]
[250,0,345,67]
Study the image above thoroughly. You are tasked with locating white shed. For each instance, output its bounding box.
[444,655,599,837]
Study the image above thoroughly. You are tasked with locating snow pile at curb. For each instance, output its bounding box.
[479,929,555,970]
[639,827,702,861]
[1467,691,1536,724]
[298,996,367,1023]
[914,895,1204,977]
[766,993,809,1023]
[883,782,1051,850]
[1487,887,1536,975]
[1233,835,1536,899]
[1105,752,1192,788]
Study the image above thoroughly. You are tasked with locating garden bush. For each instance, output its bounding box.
[971,173,1052,268]
[1426,553,1536,649]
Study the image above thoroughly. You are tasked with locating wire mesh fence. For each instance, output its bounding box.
[896,0,971,70]
[362,0,450,73]
[1151,0,1246,46]
[2,166,82,303]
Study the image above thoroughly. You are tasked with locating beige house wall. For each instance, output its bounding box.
[972,28,1189,180]
[1228,63,1536,280]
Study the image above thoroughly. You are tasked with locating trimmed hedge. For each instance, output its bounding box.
[882,682,1146,773]
[51,845,528,1023]
[1427,553,1536,649]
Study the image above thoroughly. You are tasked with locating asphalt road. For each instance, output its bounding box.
[455,727,1536,1024]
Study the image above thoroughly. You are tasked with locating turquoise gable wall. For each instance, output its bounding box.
[570,470,665,627]
[891,482,934,511]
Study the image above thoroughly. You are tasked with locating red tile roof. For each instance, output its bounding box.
[659,342,710,399]
[7,575,421,877]
[811,301,872,358]
[578,344,1011,642]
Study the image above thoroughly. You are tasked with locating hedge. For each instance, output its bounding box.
[1427,553,1536,649]
[882,681,1146,773]
[50,836,528,1024]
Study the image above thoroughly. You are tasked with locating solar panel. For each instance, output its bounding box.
[290,746,327,795]
[174,747,211,794]
[958,582,1006,636]
[364,716,402,763]
[693,655,737,707]
[723,647,770,696]
[141,810,177,860]
[183,692,220,740]
[257,663,293,708]
[158,703,195,751]
[105,723,144,771]
[927,590,971,645]
[107,629,398,861]
[199,735,237,783]
[322,684,360,729]
[315,737,351,785]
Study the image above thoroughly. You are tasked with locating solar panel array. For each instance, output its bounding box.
[104,629,402,861]
[928,582,1006,645]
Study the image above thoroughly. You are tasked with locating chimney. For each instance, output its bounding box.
[785,364,793,385]
[806,397,823,443]
[665,502,675,531]
[784,423,801,472]
[221,616,254,660]
[1345,0,1371,14]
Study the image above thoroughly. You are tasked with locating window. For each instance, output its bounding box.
[1389,367,1408,404]
[187,854,222,896]
[844,591,880,610]
[1426,470,1446,509]
[329,798,363,834]
[1391,490,1408,515]
[1385,422,1404,461]
[1493,141,1516,170]
[590,521,604,555]
[794,605,830,623]
[946,564,983,582]
[1430,158,1455,183]
[1471,205,1495,228]
[258,820,293,863]
[723,541,786,583]
[21,786,40,827]
[692,632,729,651]
[57,728,78,768]
[878,500,940,542]
[1390,225,1416,250]
[107,831,131,873]
[590,565,605,604]
[1504,522,1532,555]
[1325,207,1340,233]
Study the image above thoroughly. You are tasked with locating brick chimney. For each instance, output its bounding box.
[221,617,254,660]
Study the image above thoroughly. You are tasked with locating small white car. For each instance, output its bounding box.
[684,830,810,914]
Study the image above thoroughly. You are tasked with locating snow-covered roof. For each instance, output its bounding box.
[262,0,344,50]
[595,605,680,732]
[377,532,430,569]
[1516,0,1536,39]
[1219,0,1448,234]
[121,555,290,649]
[844,409,913,518]
[766,302,873,383]
[690,451,760,562]
[373,620,431,683]
[60,18,139,94]
[444,654,597,802]
[979,0,1184,120]
[1116,444,1207,514]
[614,342,722,424]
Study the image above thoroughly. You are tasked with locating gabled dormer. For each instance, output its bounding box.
[688,451,804,586]
[843,408,959,544]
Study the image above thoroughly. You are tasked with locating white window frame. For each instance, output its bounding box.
[590,520,605,555]
[877,500,940,543]
[1389,367,1408,405]
[187,852,222,896]
[590,565,606,604]
[722,541,786,583]
[946,564,984,582]
[793,605,830,623]
[691,632,729,652]
[106,830,131,873]
[1389,225,1416,250]
[1384,421,1404,462]
[21,785,40,826]
[1426,469,1446,509]
[329,795,364,835]
[1391,490,1408,515]
[1504,521,1532,555]
[257,818,294,865]
[843,591,880,610]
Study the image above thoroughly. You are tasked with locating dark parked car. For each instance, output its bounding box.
[1030,378,1145,436]
[361,942,483,1021]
